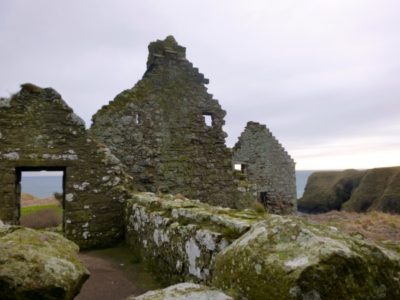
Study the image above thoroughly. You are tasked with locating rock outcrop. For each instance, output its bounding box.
[0,225,89,300]
[126,283,233,300]
[298,167,400,213]
[91,36,240,208]
[212,215,400,300]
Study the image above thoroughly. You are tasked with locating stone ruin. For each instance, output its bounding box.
[233,121,296,214]
[0,84,130,249]
[0,36,296,249]
[91,36,240,208]
[2,37,400,300]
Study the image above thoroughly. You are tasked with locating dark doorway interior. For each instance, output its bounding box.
[259,191,269,206]
[16,167,66,230]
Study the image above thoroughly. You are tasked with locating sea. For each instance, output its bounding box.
[21,175,63,198]
[21,171,315,199]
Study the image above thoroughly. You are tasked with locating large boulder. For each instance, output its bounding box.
[127,283,233,300]
[0,225,89,300]
[212,215,400,300]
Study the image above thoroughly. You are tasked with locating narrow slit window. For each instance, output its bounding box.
[203,114,213,127]
[134,113,142,125]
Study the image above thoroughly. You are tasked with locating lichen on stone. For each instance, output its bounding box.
[0,225,89,300]
[0,84,133,249]
[212,215,400,299]
[91,36,242,208]
[126,282,233,300]
[125,192,265,284]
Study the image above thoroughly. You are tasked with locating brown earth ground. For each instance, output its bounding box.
[76,245,163,300]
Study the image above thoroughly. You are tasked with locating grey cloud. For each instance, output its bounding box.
[1,0,399,169]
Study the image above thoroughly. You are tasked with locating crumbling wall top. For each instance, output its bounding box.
[147,35,186,68]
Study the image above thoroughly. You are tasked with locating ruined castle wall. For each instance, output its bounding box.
[125,192,261,284]
[0,84,131,248]
[125,192,400,300]
[91,36,239,208]
[233,122,296,214]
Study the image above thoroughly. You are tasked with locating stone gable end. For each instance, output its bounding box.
[0,84,131,248]
[91,36,240,207]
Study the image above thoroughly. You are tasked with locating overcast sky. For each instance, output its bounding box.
[1,0,399,170]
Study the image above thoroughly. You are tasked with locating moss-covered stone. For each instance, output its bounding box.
[0,84,132,248]
[91,36,242,208]
[233,121,297,214]
[126,283,233,300]
[212,215,400,299]
[125,192,264,284]
[0,224,89,300]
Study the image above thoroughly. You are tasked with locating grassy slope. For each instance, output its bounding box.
[298,169,365,213]
[21,204,62,216]
[298,167,400,214]
[343,167,400,213]
[20,204,62,229]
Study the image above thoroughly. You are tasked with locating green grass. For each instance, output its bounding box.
[20,204,63,229]
[21,204,62,217]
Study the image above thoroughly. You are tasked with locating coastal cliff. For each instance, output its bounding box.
[298,167,400,213]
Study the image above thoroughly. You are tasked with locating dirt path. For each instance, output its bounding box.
[75,246,162,300]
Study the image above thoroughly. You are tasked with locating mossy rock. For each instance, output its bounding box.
[0,225,89,300]
[212,215,400,299]
[126,283,233,300]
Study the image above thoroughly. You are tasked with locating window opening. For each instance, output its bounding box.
[203,114,213,127]
[134,113,142,125]
[234,163,246,173]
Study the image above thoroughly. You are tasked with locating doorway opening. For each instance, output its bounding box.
[258,191,269,207]
[16,167,65,230]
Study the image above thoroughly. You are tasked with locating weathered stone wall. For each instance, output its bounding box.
[233,121,296,214]
[91,36,240,208]
[0,84,131,248]
[125,192,262,284]
[125,192,400,300]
